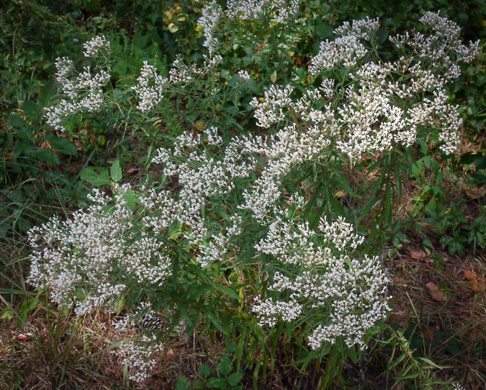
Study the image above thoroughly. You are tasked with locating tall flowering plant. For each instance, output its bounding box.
[31,9,480,382]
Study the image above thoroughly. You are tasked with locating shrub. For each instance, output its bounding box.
[28,8,481,383]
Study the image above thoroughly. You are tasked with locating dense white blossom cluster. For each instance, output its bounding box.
[252,201,390,350]
[117,335,164,382]
[238,122,333,219]
[333,17,380,41]
[251,13,480,159]
[83,35,111,57]
[310,36,368,74]
[151,127,256,266]
[28,186,172,316]
[198,0,300,54]
[198,1,223,55]
[310,17,379,74]
[226,0,300,23]
[132,55,223,112]
[45,36,111,131]
[388,12,480,79]
[132,62,168,112]
[112,308,164,382]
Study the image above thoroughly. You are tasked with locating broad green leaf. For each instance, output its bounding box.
[217,356,233,376]
[51,137,78,156]
[227,372,244,386]
[110,159,122,183]
[38,135,78,156]
[206,377,228,389]
[199,363,211,379]
[193,380,206,389]
[10,116,34,143]
[38,80,58,108]
[315,22,333,39]
[175,375,191,390]
[23,100,39,123]
[81,167,110,186]
[113,61,128,75]
[36,149,60,165]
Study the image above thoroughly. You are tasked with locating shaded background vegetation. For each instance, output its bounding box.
[0,0,485,388]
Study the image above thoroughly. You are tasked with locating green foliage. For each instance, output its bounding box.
[176,356,245,390]
[1,0,484,388]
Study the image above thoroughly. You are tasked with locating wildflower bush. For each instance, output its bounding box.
[21,2,483,386]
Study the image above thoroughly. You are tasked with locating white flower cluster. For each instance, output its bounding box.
[238,69,251,80]
[252,202,390,350]
[28,186,172,316]
[83,35,111,58]
[111,305,165,382]
[333,17,380,41]
[199,0,300,54]
[310,16,379,75]
[150,127,256,266]
[30,121,389,356]
[198,1,223,55]
[117,334,164,382]
[239,123,333,219]
[132,55,222,112]
[252,13,479,158]
[132,62,168,112]
[45,37,111,131]
[226,0,300,23]
[389,12,480,77]
[451,384,465,390]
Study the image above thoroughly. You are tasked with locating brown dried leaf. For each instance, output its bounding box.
[410,251,426,260]
[462,183,486,199]
[14,333,34,341]
[393,277,405,283]
[426,282,447,302]
[464,270,486,292]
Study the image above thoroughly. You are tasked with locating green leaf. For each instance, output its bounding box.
[217,356,233,376]
[23,100,39,122]
[199,363,212,379]
[38,80,58,108]
[19,297,38,325]
[38,135,78,157]
[51,137,78,156]
[10,116,34,143]
[122,189,138,211]
[36,149,60,165]
[0,308,14,320]
[113,60,128,75]
[315,22,333,39]
[270,70,277,84]
[81,167,110,186]
[227,372,244,386]
[175,375,191,390]
[110,159,122,183]
[206,377,228,389]
[193,380,206,389]
[215,285,241,301]
[417,357,443,369]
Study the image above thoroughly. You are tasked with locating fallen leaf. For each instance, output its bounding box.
[14,333,34,341]
[462,183,486,199]
[410,251,426,260]
[426,282,447,302]
[464,270,486,292]
[393,277,405,283]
